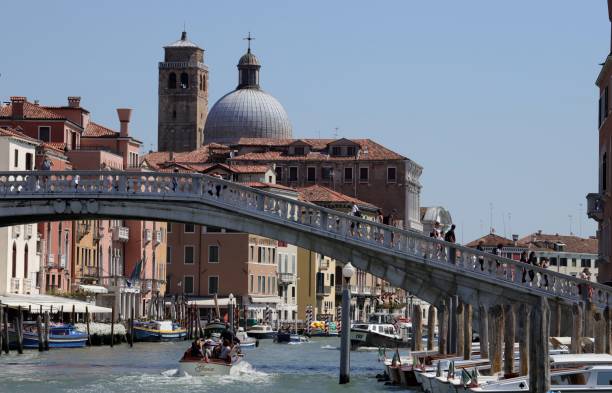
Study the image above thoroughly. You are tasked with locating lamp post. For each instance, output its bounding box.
[340,262,356,384]
[228,293,235,331]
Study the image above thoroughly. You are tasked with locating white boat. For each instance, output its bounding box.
[470,365,612,392]
[236,327,259,348]
[246,324,275,339]
[350,322,409,349]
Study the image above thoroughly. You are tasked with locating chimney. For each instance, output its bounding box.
[10,96,26,119]
[116,108,132,137]
[67,96,81,108]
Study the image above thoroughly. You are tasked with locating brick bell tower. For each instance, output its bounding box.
[158,31,208,152]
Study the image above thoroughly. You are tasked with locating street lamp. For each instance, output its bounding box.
[339,262,355,384]
[228,293,235,331]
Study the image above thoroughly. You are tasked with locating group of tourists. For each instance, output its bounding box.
[189,324,240,363]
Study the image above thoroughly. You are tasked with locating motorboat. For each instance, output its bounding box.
[133,320,186,341]
[178,346,242,376]
[350,322,409,349]
[275,330,309,343]
[19,323,87,349]
[470,365,612,392]
[235,327,258,348]
[246,324,275,339]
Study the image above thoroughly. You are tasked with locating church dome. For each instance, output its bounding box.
[204,88,292,142]
[204,45,292,143]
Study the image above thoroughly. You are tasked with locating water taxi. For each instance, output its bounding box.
[178,346,242,376]
[246,324,275,339]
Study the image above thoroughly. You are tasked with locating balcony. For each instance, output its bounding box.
[277,272,296,285]
[144,229,152,243]
[112,226,129,242]
[59,254,67,269]
[142,279,153,292]
[47,254,55,267]
[10,278,20,293]
[587,193,605,222]
[316,285,331,297]
[12,226,21,239]
[83,265,99,278]
[154,230,163,245]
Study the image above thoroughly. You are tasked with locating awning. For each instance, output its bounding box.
[79,284,108,294]
[186,298,231,307]
[0,293,112,313]
[249,296,281,304]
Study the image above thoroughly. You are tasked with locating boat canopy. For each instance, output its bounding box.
[249,296,280,304]
[550,353,612,365]
[0,293,112,313]
[186,298,231,307]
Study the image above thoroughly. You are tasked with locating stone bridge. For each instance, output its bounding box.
[0,171,608,312]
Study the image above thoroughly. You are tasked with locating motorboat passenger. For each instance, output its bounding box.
[190,340,204,358]
[219,339,233,363]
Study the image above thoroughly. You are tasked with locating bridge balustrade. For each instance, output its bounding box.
[0,170,609,308]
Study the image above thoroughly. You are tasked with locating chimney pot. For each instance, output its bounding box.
[67,96,81,108]
[10,96,26,119]
[116,108,132,137]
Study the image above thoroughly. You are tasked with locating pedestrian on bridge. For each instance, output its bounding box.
[444,224,457,264]
[477,240,485,271]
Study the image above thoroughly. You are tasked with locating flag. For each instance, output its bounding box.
[461,369,471,387]
[126,259,143,287]
[435,360,442,377]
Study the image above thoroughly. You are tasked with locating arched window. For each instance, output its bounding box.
[168,73,177,89]
[24,244,28,278]
[180,73,189,89]
[202,75,206,91]
[11,242,17,279]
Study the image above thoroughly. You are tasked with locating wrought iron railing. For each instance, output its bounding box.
[0,170,610,308]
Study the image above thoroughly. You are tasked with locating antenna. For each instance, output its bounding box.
[568,214,573,235]
[578,203,583,237]
[333,127,339,139]
[489,202,493,233]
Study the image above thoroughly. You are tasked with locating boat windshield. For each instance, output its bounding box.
[597,371,612,385]
[550,372,589,385]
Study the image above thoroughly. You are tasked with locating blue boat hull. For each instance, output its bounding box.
[21,332,87,349]
[133,327,187,342]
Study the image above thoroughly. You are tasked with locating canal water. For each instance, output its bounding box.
[0,337,418,392]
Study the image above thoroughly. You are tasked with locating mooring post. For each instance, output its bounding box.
[427,305,436,351]
[3,310,9,354]
[85,306,91,346]
[518,303,530,376]
[488,305,504,375]
[0,302,3,356]
[463,303,472,360]
[478,305,489,360]
[36,314,44,352]
[129,306,134,347]
[456,301,464,357]
[529,297,550,393]
[551,302,561,337]
[605,306,612,354]
[339,281,351,384]
[44,311,50,351]
[16,307,23,354]
[71,304,76,325]
[571,303,583,354]
[584,301,595,340]
[413,304,423,351]
[503,304,515,377]
[110,305,115,348]
[438,301,448,355]
[449,296,457,354]
[594,311,606,353]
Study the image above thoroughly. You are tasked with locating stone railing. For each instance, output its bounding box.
[0,170,610,308]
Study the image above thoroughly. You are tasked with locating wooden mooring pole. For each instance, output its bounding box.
[463,303,472,360]
[427,305,436,351]
[44,311,50,351]
[36,314,44,351]
[585,301,596,340]
[605,306,612,354]
[438,301,448,355]
[528,297,550,393]
[503,304,515,377]
[488,305,504,375]
[85,306,91,346]
[478,305,489,360]
[129,306,134,348]
[518,304,530,376]
[551,302,561,337]
[449,296,458,354]
[571,303,583,354]
[0,302,3,356]
[16,307,23,354]
[413,304,423,351]
[594,311,606,353]
[110,305,115,348]
[3,309,9,354]
[456,301,464,357]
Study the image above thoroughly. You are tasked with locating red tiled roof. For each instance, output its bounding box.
[517,233,598,254]
[241,182,297,191]
[0,100,65,120]
[0,126,41,145]
[40,142,66,153]
[466,233,521,248]
[83,122,117,137]
[297,184,378,210]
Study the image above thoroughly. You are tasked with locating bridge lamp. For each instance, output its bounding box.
[342,262,355,284]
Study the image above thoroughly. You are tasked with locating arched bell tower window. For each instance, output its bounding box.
[168,73,177,89]
[180,73,189,89]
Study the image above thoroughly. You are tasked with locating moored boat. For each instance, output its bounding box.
[133,320,186,342]
[20,323,87,349]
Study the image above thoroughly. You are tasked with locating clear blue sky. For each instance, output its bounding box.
[0,0,607,243]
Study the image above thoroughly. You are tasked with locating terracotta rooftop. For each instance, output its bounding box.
[83,122,117,137]
[518,233,598,254]
[297,184,378,210]
[0,100,65,120]
[39,142,67,154]
[465,233,522,248]
[0,126,41,145]
[241,181,297,192]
